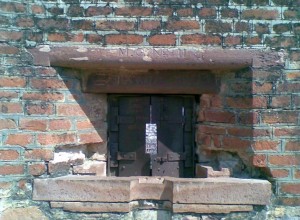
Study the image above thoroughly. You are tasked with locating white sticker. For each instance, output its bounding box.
[145,123,157,154]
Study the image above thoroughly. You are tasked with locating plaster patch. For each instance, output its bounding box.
[70,57,89,61]
[38,45,51,52]
[76,47,88,53]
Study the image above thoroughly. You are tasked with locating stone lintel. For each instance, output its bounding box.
[29,46,255,70]
[173,204,253,214]
[33,176,271,206]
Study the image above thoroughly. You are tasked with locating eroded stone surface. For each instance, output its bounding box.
[73,161,106,176]
[0,206,48,220]
[173,204,253,214]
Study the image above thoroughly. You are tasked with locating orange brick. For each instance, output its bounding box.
[252,141,279,151]
[269,155,300,166]
[25,149,54,161]
[281,183,300,194]
[0,77,26,87]
[78,132,103,144]
[148,34,176,46]
[29,162,46,176]
[0,150,19,160]
[0,165,24,175]
[37,133,76,146]
[0,119,16,130]
[20,119,47,131]
[49,119,72,130]
[5,134,33,147]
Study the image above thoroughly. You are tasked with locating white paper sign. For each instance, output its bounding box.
[145,123,157,154]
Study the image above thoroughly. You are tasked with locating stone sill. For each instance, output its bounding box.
[33,176,271,214]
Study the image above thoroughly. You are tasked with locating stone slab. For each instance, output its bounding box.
[195,165,231,178]
[173,204,253,214]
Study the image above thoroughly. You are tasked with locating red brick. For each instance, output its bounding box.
[245,36,262,45]
[0,165,24,176]
[106,34,143,45]
[252,154,267,167]
[16,17,34,27]
[199,125,226,135]
[37,133,76,146]
[115,7,152,16]
[271,96,291,108]
[295,95,300,107]
[5,134,33,147]
[67,5,84,17]
[47,33,71,42]
[86,34,102,44]
[29,162,46,176]
[283,9,299,19]
[275,128,300,137]
[221,8,238,18]
[253,82,273,94]
[177,8,194,17]
[261,111,298,124]
[85,6,112,16]
[295,170,300,179]
[224,35,241,45]
[199,7,217,18]
[273,23,292,33]
[285,141,300,151]
[228,127,270,137]
[0,2,26,12]
[265,36,298,48]
[78,132,104,144]
[235,21,251,33]
[0,91,18,99]
[252,141,279,151]
[148,34,176,46]
[47,6,64,16]
[205,20,232,33]
[211,135,222,147]
[242,9,279,20]
[0,44,19,54]
[76,120,95,130]
[25,103,54,115]
[255,23,270,35]
[96,21,135,31]
[139,20,161,30]
[0,102,22,114]
[279,198,300,206]
[226,97,267,109]
[0,31,23,41]
[281,183,300,194]
[72,20,94,30]
[286,71,300,80]
[270,169,289,178]
[166,20,200,31]
[0,77,26,87]
[0,150,19,160]
[30,78,67,90]
[25,149,54,161]
[35,67,57,76]
[269,155,300,165]
[196,133,211,147]
[49,119,72,131]
[31,5,45,14]
[57,104,85,116]
[181,34,221,45]
[0,119,16,130]
[20,119,47,131]
[223,137,251,150]
[277,83,300,93]
[23,92,64,101]
[155,8,173,16]
[200,110,235,123]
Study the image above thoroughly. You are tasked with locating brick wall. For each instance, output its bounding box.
[0,0,299,217]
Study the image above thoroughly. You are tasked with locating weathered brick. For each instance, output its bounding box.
[224,35,241,46]
[31,5,45,14]
[155,8,173,16]
[262,111,298,124]
[37,18,69,31]
[5,134,33,147]
[96,21,135,31]
[271,96,291,108]
[295,170,300,179]
[199,110,235,123]
[177,8,194,17]
[0,119,16,130]
[148,34,176,46]
[49,119,72,131]
[285,141,300,151]
[265,36,297,48]
[0,165,24,176]
[205,20,232,33]
[86,34,102,44]
[0,77,26,87]
[76,120,95,130]
[253,82,273,94]
[223,137,251,150]
[252,141,279,151]
[67,5,84,17]
[0,44,19,54]
[281,183,300,194]
[48,161,70,175]
[139,20,161,30]
[199,125,226,135]
[0,2,26,12]
[242,9,279,20]
[221,8,238,18]
[283,9,300,19]
[245,36,262,45]
[47,33,71,42]
[275,128,300,137]
[29,162,46,176]
[20,119,47,131]
[72,20,94,30]
[279,198,300,206]
[25,149,54,161]
[269,155,300,165]
[25,103,54,115]
[235,21,251,33]
[166,20,200,31]
[106,34,143,45]
[0,91,18,100]
[23,92,64,101]
[47,6,64,16]
[226,97,267,109]
[199,7,217,18]
[85,6,112,16]
[273,23,292,33]
[252,154,267,167]
[181,34,221,45]
[16,17,34,27]
[37,133,76,146]
[0,150,19,160]
[270,169,290,178]
[115,7,152,16]
[0,102,23,114]
[57,104,85,116]
[255,23,270,35]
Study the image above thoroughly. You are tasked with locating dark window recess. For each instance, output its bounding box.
[108,95,195,178]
